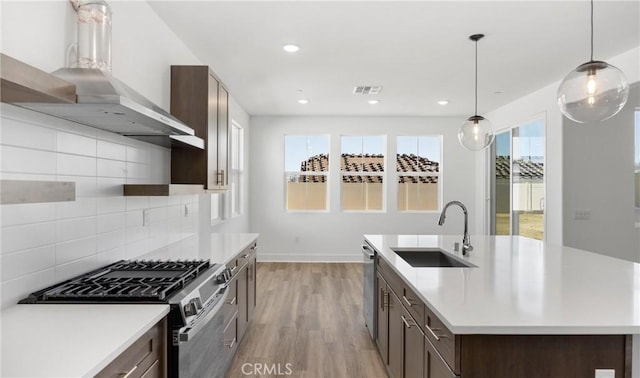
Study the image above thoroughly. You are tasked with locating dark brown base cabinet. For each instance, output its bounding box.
[96,318,167,378]
[221,242,258,375]
[374,255,633,378]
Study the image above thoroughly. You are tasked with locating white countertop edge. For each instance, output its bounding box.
[217,233,259,266]
[83,305,170,377]
[449,325,640,335]
[365,234,640,336]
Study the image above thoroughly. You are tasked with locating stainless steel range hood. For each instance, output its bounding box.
[19,68,204,149]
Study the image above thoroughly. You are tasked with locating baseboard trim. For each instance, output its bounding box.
[257,253,362,263]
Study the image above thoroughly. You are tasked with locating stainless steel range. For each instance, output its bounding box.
[20,259,232,378]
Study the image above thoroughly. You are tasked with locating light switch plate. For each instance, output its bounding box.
[595,369,615,378]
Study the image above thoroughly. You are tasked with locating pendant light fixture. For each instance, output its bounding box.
[557,0,629,123]
[458,34,495,151]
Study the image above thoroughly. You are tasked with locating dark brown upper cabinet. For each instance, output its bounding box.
[170,66,230,192]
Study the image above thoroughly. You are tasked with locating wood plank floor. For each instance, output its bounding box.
[227,263,388,378]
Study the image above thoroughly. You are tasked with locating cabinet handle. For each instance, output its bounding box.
[217,170,225,185]
[379,288,385,310]
[227,296,237,305]
[425,324,445,341]
[120,365,138,378]
[226,337,237,349]
[402,295,413,307]
[230,265,237,273]
[401,315,413,328]
[241,254,249,259]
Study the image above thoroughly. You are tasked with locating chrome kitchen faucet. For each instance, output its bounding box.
[438,201,473,256]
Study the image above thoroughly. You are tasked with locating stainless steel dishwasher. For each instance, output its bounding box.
[361,242,376,339]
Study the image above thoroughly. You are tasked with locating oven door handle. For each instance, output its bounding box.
[177,289,228,344]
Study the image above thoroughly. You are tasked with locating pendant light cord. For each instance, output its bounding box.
[590,0,594,61]
[474,38,478,115]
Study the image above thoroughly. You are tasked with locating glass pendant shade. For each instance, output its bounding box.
[557,60,629,123]
[458,115,495,151]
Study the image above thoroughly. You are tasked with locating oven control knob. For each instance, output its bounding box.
[184,302,198,317]
[192,297,203,310]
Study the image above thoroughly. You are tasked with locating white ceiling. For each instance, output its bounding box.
[148,1,640,117]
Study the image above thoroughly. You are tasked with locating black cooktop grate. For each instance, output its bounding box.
[20,259,210,303]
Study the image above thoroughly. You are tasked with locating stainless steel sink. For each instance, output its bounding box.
[391,248,475,268]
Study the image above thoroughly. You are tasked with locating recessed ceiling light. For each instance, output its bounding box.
[437,100,449,106]
[283,44,300,53]
[297,99,309,104]
[368,100,380,105]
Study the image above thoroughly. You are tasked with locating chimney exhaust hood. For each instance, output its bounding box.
[19,68,204,149]
[14,0,203,150]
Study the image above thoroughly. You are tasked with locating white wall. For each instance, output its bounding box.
[250,116,476,261]
[563,83,639,263]
[0,0,251,309]
[479,46,640,256]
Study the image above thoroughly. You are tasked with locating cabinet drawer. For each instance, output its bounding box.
[227,258,238,273]
[223,313,238,359]
[401,285,425,330]
[96,318,166,378]
[424,334,458,378]
[377,257,404,298]
[223,278,238,327]
[424,305,459,375]
[237,244,256,269]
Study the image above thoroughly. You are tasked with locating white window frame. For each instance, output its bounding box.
[230,120,244,218]
[340,135,387,213]
[396,135,443,213]
[284,134,330,212]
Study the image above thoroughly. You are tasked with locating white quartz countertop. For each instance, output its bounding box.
[139,233,259,265]
[0,233,258,377]
[365,234,640,335]
[1,304,169,378]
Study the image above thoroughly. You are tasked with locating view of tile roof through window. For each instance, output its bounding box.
[495,156,544,181]
[295,153,441,184]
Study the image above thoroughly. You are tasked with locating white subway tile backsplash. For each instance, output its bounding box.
[0,111,203,310]
[55,236,96,265]
[55,197,96,220]
[56,217,96,243]
[1,202,56,227]
[1,245,56,281]
[57,131,97,157]
[149,196,168,208]
[97,229,126,253]
[58,175,97,197]
[126,145,149,164]
[126,196,149,211]
[96,196,126,214]
[97,212,126,234]
[0,118,56,151]
[96,177,125,196]
[1,146,56,174]
[2,268,55,309]
[97,158,127,178]
[55,256,97,282]
[57,154,97,176]
[96,246,126,265]
[2,222,56,254]
[97,140,126,161]
[126,162,148,179]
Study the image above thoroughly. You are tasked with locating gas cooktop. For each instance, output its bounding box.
[19,259,211,303]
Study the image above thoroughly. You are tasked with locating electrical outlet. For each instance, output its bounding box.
[574,209,591,220]
[595,369,615,378]
[142,209,150,227]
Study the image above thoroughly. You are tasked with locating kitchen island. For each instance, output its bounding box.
[365,234,640,378]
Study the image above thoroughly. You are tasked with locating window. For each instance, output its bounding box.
[341,136,385,211]
[635,111,639,222]
[285,135,329,211]
[397,136,441,211]
[211,193,221,222]
[491,119,545,240]
[230,121,244,217]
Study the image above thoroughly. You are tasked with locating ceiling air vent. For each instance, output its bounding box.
[353,85,382,95]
